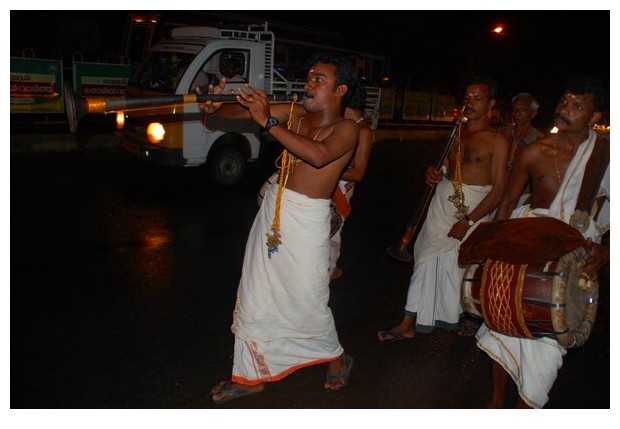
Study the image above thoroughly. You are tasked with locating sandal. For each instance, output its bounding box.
[211,381,263,404]
[377,330,414,343]
[325,355,353,392]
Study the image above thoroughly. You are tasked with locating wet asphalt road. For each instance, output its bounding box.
[10,132,610,411]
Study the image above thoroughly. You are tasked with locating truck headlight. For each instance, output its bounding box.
[147,122,166,143]
[116,112,125,129]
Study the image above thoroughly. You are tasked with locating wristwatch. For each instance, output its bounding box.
[264,117,279,132]
[465,215,475,227]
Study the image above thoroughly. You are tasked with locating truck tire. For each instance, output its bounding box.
[209,146,246,186]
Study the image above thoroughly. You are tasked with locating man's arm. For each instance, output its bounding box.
[494,145,532,220]
[270,119,359,168]
[341,125,373,182]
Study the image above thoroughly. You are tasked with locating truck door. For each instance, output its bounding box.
[178,44,266,185]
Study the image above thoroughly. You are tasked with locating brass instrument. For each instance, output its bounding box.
[63,82,298,133]
[386,106,466,262]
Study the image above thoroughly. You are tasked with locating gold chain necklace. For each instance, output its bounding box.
[553,140,562,185]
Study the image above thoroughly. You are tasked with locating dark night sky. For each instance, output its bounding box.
[249,10,610,113]
[10,9,611,126]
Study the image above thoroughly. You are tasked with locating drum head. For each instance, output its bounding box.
[551,247,599,348]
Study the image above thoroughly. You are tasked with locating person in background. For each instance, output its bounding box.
[221,57,244,82]
[498,92,544,177]
[329,81,374,280]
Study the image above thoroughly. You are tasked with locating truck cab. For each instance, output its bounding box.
[119,23,381,186]
[120,24,297,185]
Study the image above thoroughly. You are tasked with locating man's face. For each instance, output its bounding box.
[553,92,597,132]
[224,62,238,78]
[463,84,492,120]
[303,62,343,112]
[511,97,536,127]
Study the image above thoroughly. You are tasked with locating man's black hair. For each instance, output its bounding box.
[305,53,359,106]
[466,76,499,99]
[565,75,609,112]
[346,77,367,111]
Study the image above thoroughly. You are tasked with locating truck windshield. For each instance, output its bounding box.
[128,52,195,92]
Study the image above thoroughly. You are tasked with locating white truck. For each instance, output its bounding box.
[119,23,382,185]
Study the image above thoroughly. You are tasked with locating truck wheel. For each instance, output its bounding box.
[209,146,246,186]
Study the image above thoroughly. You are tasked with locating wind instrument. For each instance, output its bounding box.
[63,82,299,133]
[386,106,467,262]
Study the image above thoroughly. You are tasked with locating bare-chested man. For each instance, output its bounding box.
[477,75,610,408]
[199,53,359,404]
[377,76,508,342]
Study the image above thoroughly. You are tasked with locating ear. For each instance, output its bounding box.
[489,99,496,109]
[531,109,538,119]
[335,84,348,98]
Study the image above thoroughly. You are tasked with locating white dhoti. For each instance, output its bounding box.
[405,178,492,332]
[476,129,609,408]
[231,183,343,385]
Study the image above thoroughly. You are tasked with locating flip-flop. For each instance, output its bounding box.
[211,381,262,404]
[325,355,354,392]
[377,330,413,343]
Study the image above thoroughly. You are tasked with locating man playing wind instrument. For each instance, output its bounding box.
[378,76,508,342]
[198,53,360,404]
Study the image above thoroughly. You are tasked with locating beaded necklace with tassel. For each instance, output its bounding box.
[265,94,302,258]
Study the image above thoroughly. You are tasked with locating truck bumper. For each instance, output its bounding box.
[120,134,185,167]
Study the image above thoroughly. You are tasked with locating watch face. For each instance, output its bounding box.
[266,117,278,128]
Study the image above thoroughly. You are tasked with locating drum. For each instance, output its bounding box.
[462,246,598,348]
[256,172,279,207]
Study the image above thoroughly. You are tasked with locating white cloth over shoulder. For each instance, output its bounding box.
[405,178,492,332]
[231,183,343,384]
[510,129,608,243]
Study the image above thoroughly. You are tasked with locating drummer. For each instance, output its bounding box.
[476,76,610,408]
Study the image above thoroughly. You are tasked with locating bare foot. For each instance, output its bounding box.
[457,318,480,337]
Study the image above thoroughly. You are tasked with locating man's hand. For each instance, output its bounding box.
[447,220,469,241]
[236,84,271,127]
[196,77,230,115]
[425,166,444,187]
[583,238,610,277]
